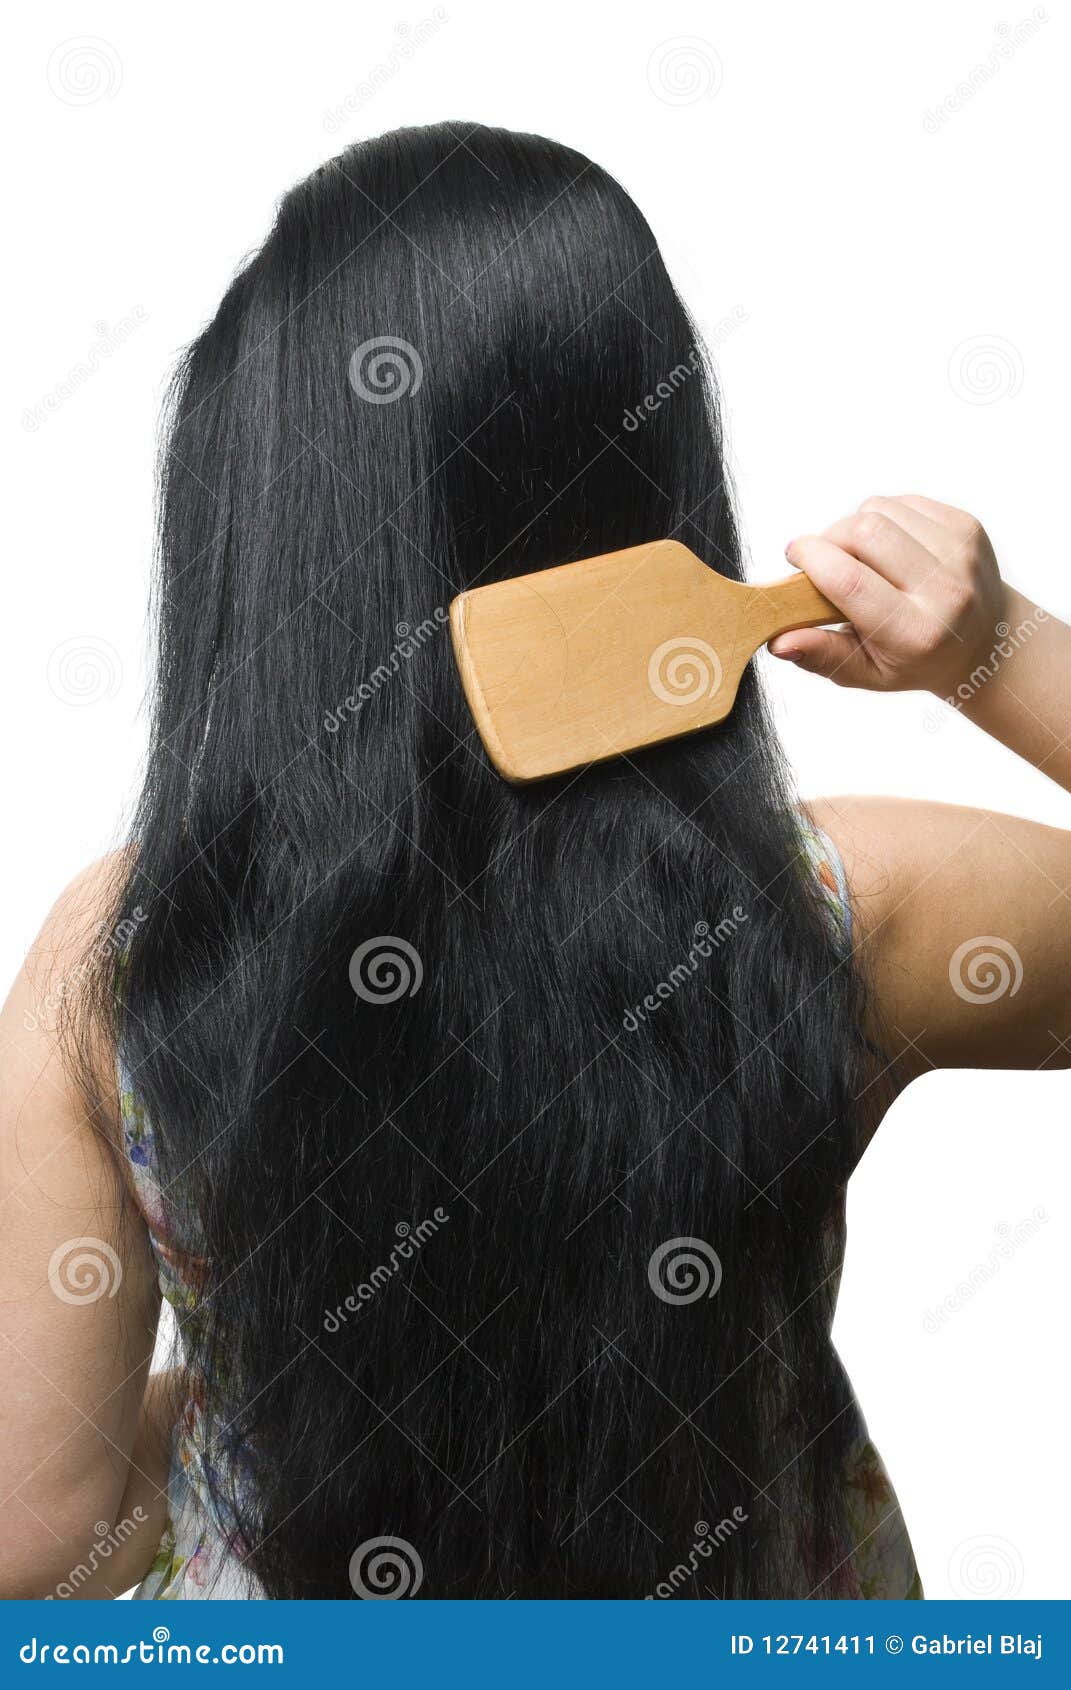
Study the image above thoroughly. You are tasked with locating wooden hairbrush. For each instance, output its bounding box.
[449,539,837,783]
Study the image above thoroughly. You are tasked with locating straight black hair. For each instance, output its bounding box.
[88,122,870,1597]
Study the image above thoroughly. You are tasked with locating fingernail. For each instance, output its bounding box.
[785,539,797,561]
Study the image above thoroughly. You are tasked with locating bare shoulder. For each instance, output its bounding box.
[805,796,1071,1076]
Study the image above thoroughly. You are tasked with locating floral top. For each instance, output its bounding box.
[123,817,921,1601]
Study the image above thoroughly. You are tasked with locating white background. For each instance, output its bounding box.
[5,0,1069,1599]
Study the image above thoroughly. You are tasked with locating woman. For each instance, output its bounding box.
[1,123,1067,1601]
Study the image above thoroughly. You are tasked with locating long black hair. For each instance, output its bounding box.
[88,123,870,1597]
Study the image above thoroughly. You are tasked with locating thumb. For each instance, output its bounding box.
[767,627,876,689]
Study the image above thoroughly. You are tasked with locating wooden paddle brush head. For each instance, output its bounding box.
[449,539,837,783]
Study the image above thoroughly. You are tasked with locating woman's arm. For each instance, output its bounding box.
[0,857,162,1597]
[775,495,1071,1079]
[772,493,1071,794]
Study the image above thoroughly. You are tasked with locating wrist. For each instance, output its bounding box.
[926,579,1018,705]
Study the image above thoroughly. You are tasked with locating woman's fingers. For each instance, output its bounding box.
[775,496,1003,696]
[783,534,905,635]
[820,510,935,590]
[888,492,968,529]
[856,494,949,556]
[767,625,877,688]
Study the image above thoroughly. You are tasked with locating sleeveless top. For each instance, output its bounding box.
[124,819,922,1600]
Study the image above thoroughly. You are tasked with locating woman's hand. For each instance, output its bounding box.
[768,493,1006,696]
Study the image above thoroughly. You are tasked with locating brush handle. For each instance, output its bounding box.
[749,571,839,645]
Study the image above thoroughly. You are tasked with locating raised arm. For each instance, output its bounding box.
[776,495,1071,1079]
